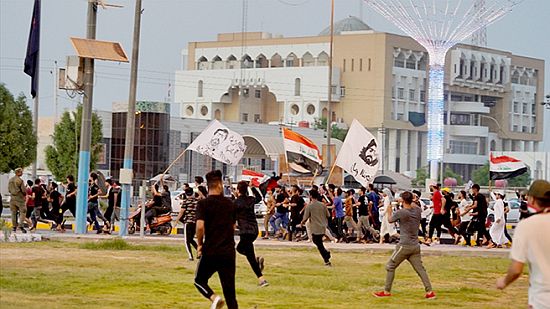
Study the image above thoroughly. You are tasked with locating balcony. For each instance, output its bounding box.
[446,125,489,137]
[450,101,490,114]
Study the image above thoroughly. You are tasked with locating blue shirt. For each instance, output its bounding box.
[368,192,379,213]
[333,196,344,218]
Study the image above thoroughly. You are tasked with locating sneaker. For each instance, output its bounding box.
[257,256,265,272]
[12,227,17,232]
[259,280,269,287]
[425,291,436,299]
[188,257,194,261]
[19,227,27,234]
[324,262,332,267]
[373,291,392,298]
[210,295,225,309]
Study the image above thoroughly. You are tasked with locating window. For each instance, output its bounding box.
[351,59,354,72]
[409,89,415,101]
[368,58,371,71]
[340,86,346,97]
[392,87,396,99]
[420,90,426,102]
[242,113,248,122]
[286,59,294,67]
[290,104,300,115]
[522,103,528,114]
[398,88,405,100]
[449,141,478,155]
[306,104,316,115]
[531,103,536,114]
[343,59,346,72]
[197,80,203,97]
[450,114,471,125]
[513,102,519,113]
[406,59,415,70]
[531,126,536,133]
[394,57,405,68]
[513,125,518,132]
[359,58,363,71]
[294,78,301,96]
[522,126,528,133]
[254,114,261,123]
[255,89,261,98]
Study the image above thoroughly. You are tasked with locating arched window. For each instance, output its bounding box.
[212,56,223,70]
[241,54,253,69]
[294,78,301,96]
[197,56,208,70]
[270,53,283,68]
[198,80,203,97]
[317,52,329,66]
[227,55,238,69]
[302,52,315,67]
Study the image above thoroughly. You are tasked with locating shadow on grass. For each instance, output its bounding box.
[79,238,180,253]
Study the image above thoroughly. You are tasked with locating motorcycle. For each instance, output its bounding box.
[128,204,172,235]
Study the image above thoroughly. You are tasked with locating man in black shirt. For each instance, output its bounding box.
[88,172,107,234]
[355,186,379,242]
[269,186,289,238]
[194,170,238,309]
[48,182,63,230]
[469,184,491,246]
[31,179,50,230]
[59,175,77,230]
[288,185,305,241]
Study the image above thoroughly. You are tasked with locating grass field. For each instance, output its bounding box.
[0,239,528,309]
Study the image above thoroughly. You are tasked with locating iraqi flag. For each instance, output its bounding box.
[490,153,528,180]
[334,119,379,187]
[282,127,323,174]
[241,169,269,187]
[24,0,41,98]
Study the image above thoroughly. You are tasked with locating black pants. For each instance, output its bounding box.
[145,206,163,225]
[289,216,302,241]
[459,221,472,246]
[184,223,198,259]
[194,254,238,309]
[335,217,345,240]
[442,214,458,237]
[104,205,118,225]
[428,214,443,239]
[312,234,331,263]
[475,217,491,244]
[236,233,262,278]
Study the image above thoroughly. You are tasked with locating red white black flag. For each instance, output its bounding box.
[282,127,323,174]
[489,153,528,180]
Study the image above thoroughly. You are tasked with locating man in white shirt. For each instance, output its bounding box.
[496,180,550,309]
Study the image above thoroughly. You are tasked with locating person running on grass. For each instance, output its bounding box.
[495,180,550,309]
[374,191,436,299]
[194,170,238,309]
[234,181,269,287]
[301,189,332,267]
[174,187,198,261]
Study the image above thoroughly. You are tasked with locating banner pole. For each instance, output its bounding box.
[325,157,338,185]
[162,148,188,178]
[310,169,318,187]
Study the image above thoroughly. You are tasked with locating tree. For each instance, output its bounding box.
[313,117,348,141]
[45,105,103,181]
[443,167,464,186]
[412,166,428,187]
[0,84,37,173]
[472,163,490,186]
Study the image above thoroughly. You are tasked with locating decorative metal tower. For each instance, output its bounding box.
[472,0,488,46]
[364,0,522,180]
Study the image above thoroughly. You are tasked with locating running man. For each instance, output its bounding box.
[374,191,436,299]
[234,181,269,287]
[175,187,198,261]
[301,189,332,266]
[194,170,238,309]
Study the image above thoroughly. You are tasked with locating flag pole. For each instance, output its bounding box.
[310,169,318,186]
[162,148,188,177]
[325,155,338,185]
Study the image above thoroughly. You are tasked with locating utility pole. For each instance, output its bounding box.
[75,0,97,234]
[119,0,143,236]
[326,0,335,173]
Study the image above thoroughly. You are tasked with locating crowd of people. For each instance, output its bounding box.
[8,169,123,234]
[256,181,525,249]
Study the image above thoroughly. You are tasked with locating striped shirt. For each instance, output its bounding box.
[181,197,197,224]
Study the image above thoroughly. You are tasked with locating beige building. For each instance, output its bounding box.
[174,17,545,181]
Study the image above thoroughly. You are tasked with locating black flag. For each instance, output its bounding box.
[24,0,41,98]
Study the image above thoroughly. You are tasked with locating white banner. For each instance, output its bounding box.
[334,119,379,187]
[187,120,246,166]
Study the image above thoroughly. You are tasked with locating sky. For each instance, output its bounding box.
[1,0,549,149]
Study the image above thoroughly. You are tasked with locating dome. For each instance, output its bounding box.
[319,16,373,36]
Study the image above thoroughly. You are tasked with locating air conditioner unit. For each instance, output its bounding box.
[60,55,84,90]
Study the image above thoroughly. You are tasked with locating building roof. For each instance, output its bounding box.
[319,16,373,36]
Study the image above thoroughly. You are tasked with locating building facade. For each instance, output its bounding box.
[175,16,545,181]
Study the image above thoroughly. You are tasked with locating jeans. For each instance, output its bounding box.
[335,217,345,240]
[236,233,262,278]
[194,254,238,309]
[357,215,378,239]
[87,201,106,231]
[385,244,432,293]
[269,212,288,233]
[312,234,331,263]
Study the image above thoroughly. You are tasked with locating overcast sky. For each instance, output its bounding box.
[1,0,549,149]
